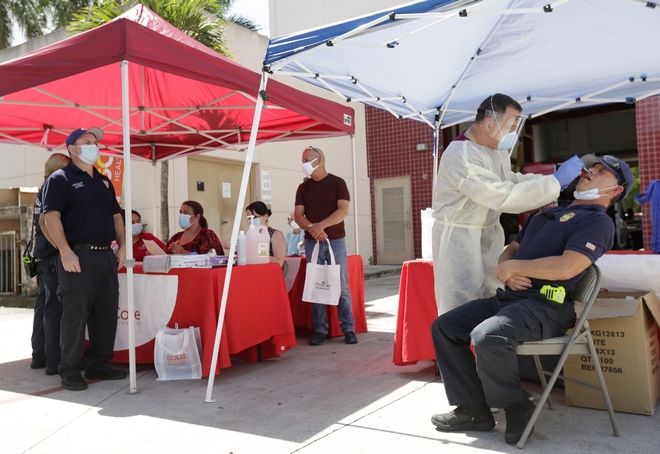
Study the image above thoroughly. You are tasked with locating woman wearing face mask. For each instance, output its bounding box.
[166,201,223,255]
[127,210,166,261]
[285,212,305,256]
[245,201,286,266]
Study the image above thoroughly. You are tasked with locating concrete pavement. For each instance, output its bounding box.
[1,274,658,454]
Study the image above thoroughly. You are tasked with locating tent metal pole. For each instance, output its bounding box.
[151,144,159,239]
[350,134,359,255]
[205,72,270,403]
[432,128,440,192]
[121,60,138,395]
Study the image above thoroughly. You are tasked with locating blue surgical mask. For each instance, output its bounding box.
[497,132,517,151]
[573,185,617,201]
[131,223,143,236]
[252,217,264,227]
[179,214,193,230]
[78,144,100,165]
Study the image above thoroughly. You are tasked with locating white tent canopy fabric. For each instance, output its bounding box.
[265,0,660,130]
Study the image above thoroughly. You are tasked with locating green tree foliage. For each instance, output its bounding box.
[67,0,237,56]
[2,1,261,53]
[0,0,47,49]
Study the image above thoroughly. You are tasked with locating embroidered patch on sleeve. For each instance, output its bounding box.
[585,242,596,251]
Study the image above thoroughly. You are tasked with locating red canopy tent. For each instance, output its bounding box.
[0,6,354,159]
[0,5,355,400]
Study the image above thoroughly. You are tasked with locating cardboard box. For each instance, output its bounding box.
[564,291,660,415]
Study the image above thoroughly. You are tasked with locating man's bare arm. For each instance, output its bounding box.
[307,199,349,241]
[114,213,126,270]
[38,214,56,248]
[43,211,80,273]
[496,250,592,286]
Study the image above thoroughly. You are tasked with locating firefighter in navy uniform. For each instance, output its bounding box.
[430,154,634,445]
[42,128,127,391]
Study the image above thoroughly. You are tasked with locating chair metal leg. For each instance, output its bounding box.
[435,359,440,377]
[532,355,554,410]
[585,332,622,437]
[517,337,578,448]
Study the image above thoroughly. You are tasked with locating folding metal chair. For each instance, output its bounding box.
[514,264,622,448]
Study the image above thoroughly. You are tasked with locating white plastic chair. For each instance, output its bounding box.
[514,264,622,448]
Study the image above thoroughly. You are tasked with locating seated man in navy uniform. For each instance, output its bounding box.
[42,127,127,391]
[430,154,634,445]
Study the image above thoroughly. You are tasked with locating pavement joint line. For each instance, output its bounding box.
[290,378,441,453]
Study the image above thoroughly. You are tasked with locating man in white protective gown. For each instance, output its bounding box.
[432,93,584,316]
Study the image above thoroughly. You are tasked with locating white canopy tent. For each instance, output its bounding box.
[264,0,660,185]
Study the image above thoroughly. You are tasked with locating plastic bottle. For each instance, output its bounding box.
[237,230,247,266]
[246,217,270,265]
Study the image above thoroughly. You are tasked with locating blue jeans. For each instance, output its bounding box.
[305,238,354,335]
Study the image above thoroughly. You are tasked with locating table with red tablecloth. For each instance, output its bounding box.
[393,259,437,366]
[112,263,296,377]
[286,255,367,337]
[393,252,660,366]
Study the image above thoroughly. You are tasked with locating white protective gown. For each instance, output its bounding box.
[432,139,561,315]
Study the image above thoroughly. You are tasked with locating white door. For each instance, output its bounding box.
[187,157,255,246]
[374,177,413,264]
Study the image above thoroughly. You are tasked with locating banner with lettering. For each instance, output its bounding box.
[94,156,124,203]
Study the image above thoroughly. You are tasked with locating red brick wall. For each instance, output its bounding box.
[635,97,660,250]
[365,105,436,262]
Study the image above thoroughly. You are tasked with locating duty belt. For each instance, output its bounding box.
[70,243,110,251]
[540,285,566,304]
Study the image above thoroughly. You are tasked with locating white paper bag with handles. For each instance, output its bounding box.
[302,239,341,306]
[154,324,202,381]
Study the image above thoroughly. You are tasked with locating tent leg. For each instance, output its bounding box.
[350,134,359,256]
[205,72,270,403]
[121,60,139,395]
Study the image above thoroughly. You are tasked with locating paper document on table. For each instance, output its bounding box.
[143,239,167,256]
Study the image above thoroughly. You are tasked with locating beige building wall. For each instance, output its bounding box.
[0,7,378,261]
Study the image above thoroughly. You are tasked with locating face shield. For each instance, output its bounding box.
[486,109,526,157]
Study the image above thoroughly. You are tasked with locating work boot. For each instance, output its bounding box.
[431,403,495,432]
[504,398,536,445]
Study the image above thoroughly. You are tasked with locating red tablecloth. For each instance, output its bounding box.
[112,263,296,377]
[287,255,367,337]
[393,259,437,366]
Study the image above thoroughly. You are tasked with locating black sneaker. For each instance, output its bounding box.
[344,331,358,344]
[504,398,536,445]
[84,365,127,380]
[45,367,59,376]
[432,404,495,432]
[61,374,88,391]
[309,332,327,346]
[30,360,46,370]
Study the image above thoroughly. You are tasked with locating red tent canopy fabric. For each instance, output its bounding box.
[0,5,354,161]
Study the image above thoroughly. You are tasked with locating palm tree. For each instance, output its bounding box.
[66,0,257,56]
[2,1,260,52]
[0,0,46,49]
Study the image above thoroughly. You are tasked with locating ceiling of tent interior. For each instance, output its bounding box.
[264,0,660,129]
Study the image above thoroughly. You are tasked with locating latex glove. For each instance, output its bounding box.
[553,155,584,190]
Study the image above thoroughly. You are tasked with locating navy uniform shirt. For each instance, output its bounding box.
[42,162,121,245]
[513,204,614,293]
[32,188,57,259]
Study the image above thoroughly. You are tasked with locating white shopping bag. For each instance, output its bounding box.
[154,324,202,381]
[302,239,341,306]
